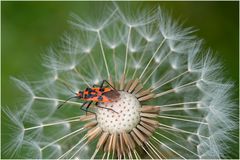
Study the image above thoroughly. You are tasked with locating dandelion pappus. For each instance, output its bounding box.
[58,80,120,114]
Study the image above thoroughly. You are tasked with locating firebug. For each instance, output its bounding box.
[58,80,120,113]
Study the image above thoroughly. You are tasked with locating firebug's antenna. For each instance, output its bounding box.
[57,96,78,109]
[57,82,81,109]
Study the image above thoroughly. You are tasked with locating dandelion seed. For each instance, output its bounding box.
[3,2,237,159]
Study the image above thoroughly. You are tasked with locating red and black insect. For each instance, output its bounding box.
[58,80,120,113]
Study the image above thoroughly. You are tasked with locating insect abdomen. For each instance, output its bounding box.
[83,95,111,102]
[82,88,111,102]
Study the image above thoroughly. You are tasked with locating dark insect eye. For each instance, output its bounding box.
[86,87,92,92]
[98,96,103,101]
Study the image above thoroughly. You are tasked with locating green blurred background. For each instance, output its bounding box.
[2,1,239,158]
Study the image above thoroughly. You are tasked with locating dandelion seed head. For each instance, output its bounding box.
[171,62,178,70]
[83,145,89,152]
[53,74,58,81]
[69,64,76,70]
[110,44,116,49]
[172,87,179,93]
[93,78,100,85]
[134,63,141,69]
[55,144,61,151]
[129,46,137,53]
[154,57,160,63]
[63,122,71,129]
[146,36,154,42]
[83,48,91,54]
[96,91,141,133]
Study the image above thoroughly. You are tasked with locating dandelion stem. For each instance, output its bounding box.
[107,151,110,160]
[41,127,84,151]
[90,148,99,160]
[155,132,199,157]
[70,140,88,159]
[152,136,186,159]
[124,26,132,76]
[89,53,103,80]
[112,48,118,82]
[154,80,198,98]
[63,115,83,120]
[161,106,208,112]
[158,115,207,125]
[98,31,110,79]
[139,38,166,79]
[141,145,154,159]
[112,151,115,160]
[143,50,172,85]
[102,152,106,160]
[160,113,203,120]
[152,70,189,91]
[24,118,81,131]
[148,141,166,159]
[133,150,138,160]
[158,123,208,138]
[57,135,87,159]
[156,101,200,108]
[133,149,141,160]
[146,142,162,159]
[128,148,133,160]
[132,41,149,80]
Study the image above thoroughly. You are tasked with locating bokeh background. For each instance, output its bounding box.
[2,1,239,158]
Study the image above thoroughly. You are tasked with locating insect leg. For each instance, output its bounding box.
[100,80,105,89]
[80,101,87,110]
[91,80,104,88]
[80,101,88,113]
[101,80,116,90]
[80,101,95,115]
[95,102,118,114]
[92,80,116,90]
[92,78,108,87]
[85,101,93,115]
[92,84,100,88]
